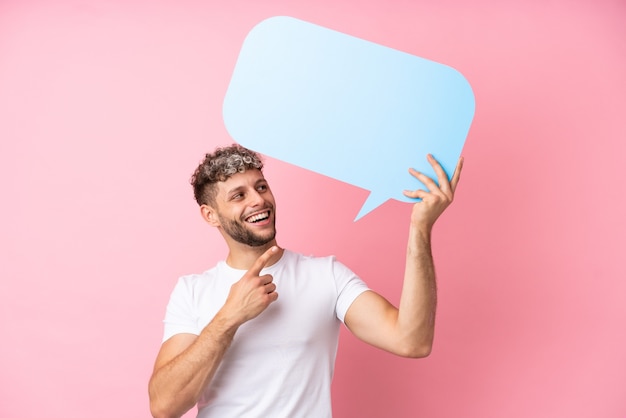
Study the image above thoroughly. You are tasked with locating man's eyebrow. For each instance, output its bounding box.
[225,178,267,196]
[226,185,245,196]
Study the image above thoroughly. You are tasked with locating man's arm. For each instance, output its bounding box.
[148,246,279,418]
[344,154,463,358]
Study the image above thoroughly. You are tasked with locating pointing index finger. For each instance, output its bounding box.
[248,246,279,276]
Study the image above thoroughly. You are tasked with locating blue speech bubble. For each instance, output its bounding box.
[223,16,475,221]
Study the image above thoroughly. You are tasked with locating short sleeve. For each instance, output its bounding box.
[332,258,369,323]
[162,276,201,342]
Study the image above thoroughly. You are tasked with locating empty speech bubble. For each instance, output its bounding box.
[223,16,475,221]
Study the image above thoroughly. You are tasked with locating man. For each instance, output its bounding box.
[149,144,463,418]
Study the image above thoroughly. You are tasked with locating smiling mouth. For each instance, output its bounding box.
[245,210,270,223]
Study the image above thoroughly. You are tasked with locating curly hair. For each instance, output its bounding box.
[190,144,264,206]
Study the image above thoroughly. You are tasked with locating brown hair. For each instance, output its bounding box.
[190,144,264,206]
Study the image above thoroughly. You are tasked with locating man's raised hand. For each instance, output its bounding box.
[403,154,464,232]
[220,246,280,327]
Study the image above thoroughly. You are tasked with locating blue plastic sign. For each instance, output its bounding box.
[223,16,475,220]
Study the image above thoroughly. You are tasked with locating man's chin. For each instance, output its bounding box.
[248,231,276,247]
[234,228,276,247]
[221,217,276,247]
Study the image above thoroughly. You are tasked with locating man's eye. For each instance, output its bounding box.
[257,185,267,191]
[232,193,243,200]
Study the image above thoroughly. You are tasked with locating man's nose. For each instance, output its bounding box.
[248,189,264,206]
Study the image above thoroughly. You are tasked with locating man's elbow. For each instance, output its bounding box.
[150,403,186,418]
[397,341,433,358]
[149,401,173,418]
[149,391,193,418]
[149,407,165,418]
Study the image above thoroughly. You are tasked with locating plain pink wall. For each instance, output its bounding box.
[1,1,625,417]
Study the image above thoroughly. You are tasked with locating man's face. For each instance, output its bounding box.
[212,169,276,247]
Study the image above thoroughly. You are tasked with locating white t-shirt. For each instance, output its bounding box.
[163,250,369,418]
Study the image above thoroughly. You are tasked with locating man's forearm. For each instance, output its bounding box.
[149,316,238,418]
[396,224,437,357]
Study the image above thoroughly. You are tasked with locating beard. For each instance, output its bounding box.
[218,210,276,247]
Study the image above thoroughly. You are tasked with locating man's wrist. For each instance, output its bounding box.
[409,221,433,241]
[207,310,241,341]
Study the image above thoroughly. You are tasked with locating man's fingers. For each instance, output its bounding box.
[264,282,277,294]
[450,157,464,192]
[408,167,439,193]
[259,273,274,287]
[426,154,453,193]
[419,154,464,196]
[403,188,428,200]
[247,246,278,276]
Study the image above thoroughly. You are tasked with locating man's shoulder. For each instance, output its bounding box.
[283,249,337,264]
[280,249,345,274]
[176,261,227,287]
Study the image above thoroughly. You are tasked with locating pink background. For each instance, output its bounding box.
[1,1,625,417]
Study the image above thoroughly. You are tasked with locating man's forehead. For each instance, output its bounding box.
[219,169,266,192]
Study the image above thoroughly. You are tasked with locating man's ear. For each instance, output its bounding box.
[200,204,220,227]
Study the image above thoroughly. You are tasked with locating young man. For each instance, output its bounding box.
[149,144,463,418]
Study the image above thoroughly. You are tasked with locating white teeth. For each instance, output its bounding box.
[246,212,269,223]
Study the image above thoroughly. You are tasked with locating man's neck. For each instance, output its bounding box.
[225,240,284,270]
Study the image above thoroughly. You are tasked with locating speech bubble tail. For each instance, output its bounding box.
[353,192,389,222]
